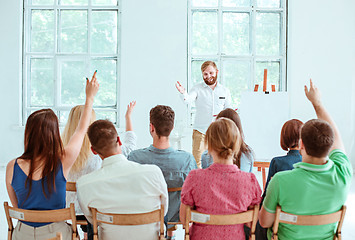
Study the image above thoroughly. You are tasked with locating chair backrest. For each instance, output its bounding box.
[184,205,259,240]
[65,181,88,227]
[4,202,78,240]
[168,187,182,192]
[47,232,62,240]
[272,205,347,240]
[90,205,165,240]
[66,181,77,192]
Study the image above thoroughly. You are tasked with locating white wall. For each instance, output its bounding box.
[287,0,355,167]
[0,1,24,164]
[0,0,354,168]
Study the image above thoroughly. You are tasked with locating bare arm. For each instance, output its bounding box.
[125,101,136,132]
[259,206,276,228]
[6,159,18,207]
[304,79,345,152]
[179,203,188,224]
[62,71,99,177]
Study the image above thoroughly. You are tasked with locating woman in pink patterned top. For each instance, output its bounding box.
[180,118,262,240]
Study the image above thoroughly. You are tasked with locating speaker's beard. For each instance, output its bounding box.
[204,74,218,85]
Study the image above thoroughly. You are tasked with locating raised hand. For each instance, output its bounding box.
[304,79,321,107]
[125,101,136,118]
[86,70,99,100]
[125,101,136,132]
[175,81,186,94]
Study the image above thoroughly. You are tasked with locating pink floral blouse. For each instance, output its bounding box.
[181,163,262,240]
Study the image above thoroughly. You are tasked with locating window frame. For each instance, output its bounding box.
[187,0,288,119]
[22,0,121,126]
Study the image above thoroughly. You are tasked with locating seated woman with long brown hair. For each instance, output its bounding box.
[180,118,262,240]
[200,108,254,172]
[5,72,99,240]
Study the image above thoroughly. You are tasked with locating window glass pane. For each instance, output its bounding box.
[95,111,117,124]
[223,13,249,55]
[256,0,280,8]
[91,11,118,54]
[60,10,88,53]
[31,10,54,52]
[192,11,218,55]
[191,0,218,7]
[92,0,118,5]
[60,0,88,5]
[256,13,280,55]
[191,60,204,87]
[91,59,117,106]
[223,0,250,7]
[30,58,54,106]
[60,60,86,105]
[255,61,280,91]
[30,0,54,5]
[59,111,70,125]
[222,60,250,106]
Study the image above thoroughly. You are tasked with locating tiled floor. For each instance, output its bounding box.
[0,166,354,239]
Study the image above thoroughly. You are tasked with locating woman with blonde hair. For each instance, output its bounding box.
[180,118,262,240]
[62,101,137,238]
[5,72,99,240]
[62,105,99,239]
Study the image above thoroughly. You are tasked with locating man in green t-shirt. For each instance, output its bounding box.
[259,79,353,240]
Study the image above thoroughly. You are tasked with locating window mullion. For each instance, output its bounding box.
[218,0,223,84]
[88,0,92,63]
[251,0,256,90]
[55,2,61,110]
[23,6,29,123]
[188,0,192,92]
[282,0,288,91]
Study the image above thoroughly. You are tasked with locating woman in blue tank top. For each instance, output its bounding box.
[5,72,99,240]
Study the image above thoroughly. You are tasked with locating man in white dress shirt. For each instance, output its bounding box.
[77,119,168,240]
[175,61,232,168]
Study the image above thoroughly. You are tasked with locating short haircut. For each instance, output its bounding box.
[280,119,304,151]
[201,61,218,72]
[205,118,241,160]
[150,105,175,138]
[87,120,118,156]
[301,119,334,158]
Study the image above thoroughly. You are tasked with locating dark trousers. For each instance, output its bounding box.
[255,221,268,240]
[76,215,94,240]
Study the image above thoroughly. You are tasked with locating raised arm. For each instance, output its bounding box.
[304,79,345,152]
[62,71,99,177]
[125,101,136,132]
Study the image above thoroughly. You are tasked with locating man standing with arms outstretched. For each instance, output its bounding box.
[259,80,353,240]
[175,61,232,168]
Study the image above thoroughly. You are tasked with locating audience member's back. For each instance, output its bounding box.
[128,105,197,226]
[180,118,261,240]
[262,119,303,201]
[77,120,168,240]
[259,80,353,240]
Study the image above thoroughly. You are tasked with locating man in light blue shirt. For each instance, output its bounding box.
[128,105,197,239]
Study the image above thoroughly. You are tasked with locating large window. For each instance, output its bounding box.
[23,0,120,125]
[188,0,287,107]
